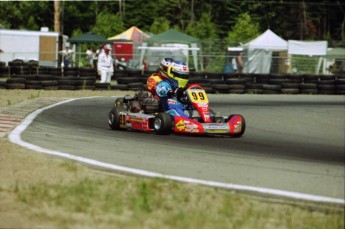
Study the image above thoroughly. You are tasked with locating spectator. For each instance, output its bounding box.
[236,52,244,73]
[60,45,73,68]
[97,44,114,83]
[86,47,94,68]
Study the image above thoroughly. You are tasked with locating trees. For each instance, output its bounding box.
[91,13,124,39]
[226,13,260,47]
[0,0,343,43]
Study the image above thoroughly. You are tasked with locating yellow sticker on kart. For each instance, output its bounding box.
[187,89,209,103]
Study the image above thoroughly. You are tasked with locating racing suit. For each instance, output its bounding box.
[155,80,189,118]
[146,73,163,98]
[97,51,114,83]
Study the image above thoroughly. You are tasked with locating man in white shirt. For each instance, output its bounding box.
[60,46,73,67]
[97,44,114,83]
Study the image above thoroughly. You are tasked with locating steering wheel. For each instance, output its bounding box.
[177,91,189,105]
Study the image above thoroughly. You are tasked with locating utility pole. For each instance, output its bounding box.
[54,0,63,67]
[54,0,60,33]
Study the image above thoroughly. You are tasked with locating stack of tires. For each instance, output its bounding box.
[335,75,345,95]
[111,70,128,91]
[280,74,301,94]
[316,74,336,95]
[6,59,28,89]
[114,69,144,91]
[188,72,211,93]
[223,73,247,94]
[299,74,318,94]
[79,67,97,90]
[206,72,225,93]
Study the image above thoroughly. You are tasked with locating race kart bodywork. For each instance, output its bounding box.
[108,84,245,137]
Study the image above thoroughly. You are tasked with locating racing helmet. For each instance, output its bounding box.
[167,61,189,88]
[156,81,172,97]
[159,58,174,78]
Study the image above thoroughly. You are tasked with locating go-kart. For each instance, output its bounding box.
[108,84,245,137]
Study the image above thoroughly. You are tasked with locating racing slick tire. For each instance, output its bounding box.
[228,114,246,137]
[108,107,125,130]
[153,113,172,135]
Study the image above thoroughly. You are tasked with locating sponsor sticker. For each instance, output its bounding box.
[175,120,186,131]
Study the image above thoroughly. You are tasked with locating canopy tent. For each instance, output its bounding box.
[322,47,345,74]
[138,29,201,71]
[288,40,328,74]
[67,31,107,44]
[243,29,288,74]
[146,29,198,43]
[288,40,327,56]
[108,26,149,44]
[67,31,110,67]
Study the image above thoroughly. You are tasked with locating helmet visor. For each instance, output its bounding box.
[171,70,189,79]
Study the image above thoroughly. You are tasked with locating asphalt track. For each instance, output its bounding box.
[10,94,345,204]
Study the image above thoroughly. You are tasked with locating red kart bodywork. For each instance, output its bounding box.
[109,84,246,137]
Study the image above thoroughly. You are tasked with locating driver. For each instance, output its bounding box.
[146,57,174,98]
[155,61,190,118]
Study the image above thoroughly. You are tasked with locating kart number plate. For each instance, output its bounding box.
[187,89,209,103]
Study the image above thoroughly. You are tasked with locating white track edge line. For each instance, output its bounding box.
[8,97,345,205]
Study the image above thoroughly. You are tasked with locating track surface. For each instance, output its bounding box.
[20,94,345,200]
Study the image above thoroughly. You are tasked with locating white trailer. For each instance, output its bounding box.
[0,28,68,67]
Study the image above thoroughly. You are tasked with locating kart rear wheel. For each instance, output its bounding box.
[228,114,246,137]
[108,107,125,130]
[154,113,172,135]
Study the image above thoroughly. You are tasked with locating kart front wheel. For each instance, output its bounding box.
[154,113,172,135]
[228,114,246,137]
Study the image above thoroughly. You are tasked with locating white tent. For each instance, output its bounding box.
[288,40,328,74]
[288,40,327,56]
[243,29,288,74]
[138,29,201,71]
[322,48,345,74]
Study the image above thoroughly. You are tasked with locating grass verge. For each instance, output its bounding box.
[0,89,344,229]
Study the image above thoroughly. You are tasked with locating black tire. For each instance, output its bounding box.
[6,83,26,89]
[108,107,125,130]
[228,114,246,137]
[154,113,172,135]
[111,84,128,90]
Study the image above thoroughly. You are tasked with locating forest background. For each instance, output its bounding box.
[0,0,344,71]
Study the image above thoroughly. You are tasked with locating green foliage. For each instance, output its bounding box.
[91,12,124,38]
[186,13,218,40]
[0,0,343,41]
[0,1,51,30]
[150,17,170,34]
[226,13,261,46]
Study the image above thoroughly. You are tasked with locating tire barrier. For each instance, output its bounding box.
[0,65,344,94]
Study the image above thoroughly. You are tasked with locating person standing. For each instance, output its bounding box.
[97,45,114,83]
[60,45,73,67]
[86,47,94,68]
[235,52,244,73]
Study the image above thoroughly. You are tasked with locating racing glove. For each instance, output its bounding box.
[167,90,175,98]
[174,87,185,99]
